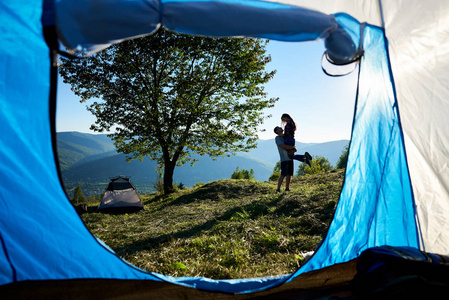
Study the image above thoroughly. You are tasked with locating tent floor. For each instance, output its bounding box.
[0,259,356,299]
[4,252,449,299]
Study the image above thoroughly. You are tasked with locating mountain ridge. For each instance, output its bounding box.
[57,131,348,194]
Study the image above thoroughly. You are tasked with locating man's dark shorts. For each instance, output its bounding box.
[280,160,294,176]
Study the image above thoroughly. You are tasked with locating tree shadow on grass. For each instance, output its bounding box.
[113,218,219,256]
[113,193,287,256]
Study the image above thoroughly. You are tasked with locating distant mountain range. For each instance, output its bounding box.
[57,131,348,195]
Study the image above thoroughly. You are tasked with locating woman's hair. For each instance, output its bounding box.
[281,113,296,131]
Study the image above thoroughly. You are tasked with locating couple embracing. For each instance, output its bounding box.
[274,113,312,193]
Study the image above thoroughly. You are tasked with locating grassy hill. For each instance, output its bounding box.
[80,169,345,279]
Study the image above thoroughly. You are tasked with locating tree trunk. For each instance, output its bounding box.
[163,160,176,194]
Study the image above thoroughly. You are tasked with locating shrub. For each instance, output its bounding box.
[193,181,204,188]
[297,155,333,176]
[268,161,281,181]
[269,171,280,181]
[72,185,86,204]
[152,165,164,193]
[336,144,349,169]
[230,167,255,180]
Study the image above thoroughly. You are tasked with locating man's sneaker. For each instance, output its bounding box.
[285,188,290,192]
[304,152,312,167]
[276,189,281,193]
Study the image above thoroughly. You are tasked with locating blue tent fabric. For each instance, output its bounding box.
[0,1,52,283]
[55,0,357,64]
[1,0,162,285]
[1,0,425,297]
[56,0,336,49]
[291,15,418,277]
[152,273,290,294]
[161,0,336,40]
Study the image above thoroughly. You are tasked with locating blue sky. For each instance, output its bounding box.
[56,39,358,143]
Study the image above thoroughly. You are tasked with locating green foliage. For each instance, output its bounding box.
[268,171,280,181]
[152,165,164,194]
[169,262,187,270]
[87,194,98,202]
[193,182,205,188]
[296,155,333,176]
[230,208,250,221]
[268,161,281,181]
[230,167,255,180]
[59,28,277,194]
[336,143,349,169]
[72,185,86,204]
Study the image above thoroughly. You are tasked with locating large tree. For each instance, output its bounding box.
[59,29,277,194]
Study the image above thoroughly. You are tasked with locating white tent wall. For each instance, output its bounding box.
[383,0,449,254]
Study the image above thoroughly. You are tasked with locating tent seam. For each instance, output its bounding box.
[378,24,422,249]
[158,0,163,25]
[0,228,17,282]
